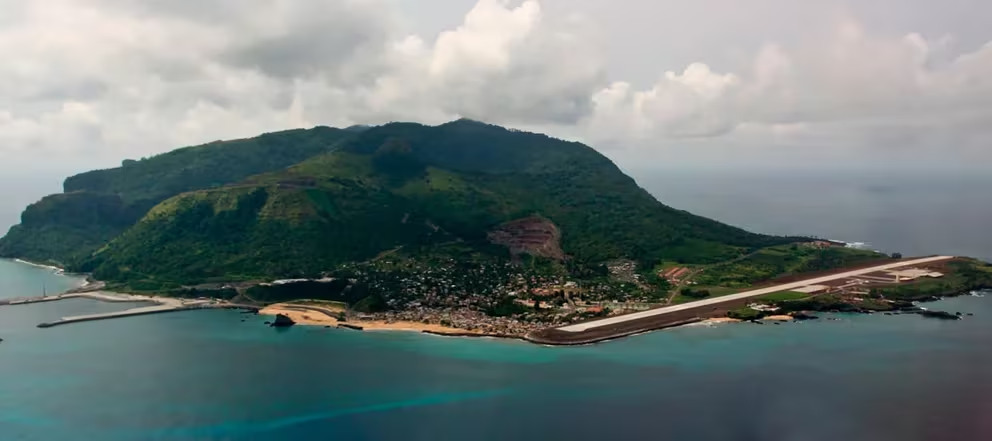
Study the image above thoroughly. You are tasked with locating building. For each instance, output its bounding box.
[886,268,946,282]
[793,285,831,295]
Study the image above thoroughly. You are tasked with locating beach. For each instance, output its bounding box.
[695,315,794,326]
[763,315,795,321]
[699,317,742,325]
[258,305,338,326]
[258,303,481,335]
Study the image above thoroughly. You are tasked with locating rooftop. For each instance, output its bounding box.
[793,284,831,294]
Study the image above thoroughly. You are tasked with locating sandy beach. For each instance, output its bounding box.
[258,305,338,326]
[699,317,743,325]
[763,315,795,321]
[357,320,480,334]
[258,304,479,335]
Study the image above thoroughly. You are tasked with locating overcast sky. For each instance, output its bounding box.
[2,0,991,178]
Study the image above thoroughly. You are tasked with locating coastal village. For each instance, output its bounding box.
[255,242,977,340]
[3,242,985,343]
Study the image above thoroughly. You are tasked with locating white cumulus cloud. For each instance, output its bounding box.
[0,0,991,172]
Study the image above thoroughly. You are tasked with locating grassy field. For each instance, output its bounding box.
[694,244,885,288]
[727,307,763,321]
[755,291,812,302]
[671,286,739,304]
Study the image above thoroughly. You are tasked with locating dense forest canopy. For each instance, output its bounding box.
[0,127,352,264]
[72,120,799,288]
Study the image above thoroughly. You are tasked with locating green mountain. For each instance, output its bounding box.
[77,119,793,289]
[0,127,353,264]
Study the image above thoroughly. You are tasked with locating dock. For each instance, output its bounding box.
[1,291,258,328]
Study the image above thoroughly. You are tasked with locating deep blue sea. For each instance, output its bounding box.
[2,170,991,441]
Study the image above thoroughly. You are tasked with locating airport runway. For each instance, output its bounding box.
[558,255,956,332]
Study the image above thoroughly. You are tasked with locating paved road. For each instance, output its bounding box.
[559,255,956,332]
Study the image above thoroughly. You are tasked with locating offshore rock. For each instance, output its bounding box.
[920,310,962,321]
[791,312,820,321]
[270,314,296,328]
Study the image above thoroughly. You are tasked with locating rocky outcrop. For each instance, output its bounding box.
[488,216,564,260]
[270,314,296,327]
[791,312,820,321]
[919,310,962,321]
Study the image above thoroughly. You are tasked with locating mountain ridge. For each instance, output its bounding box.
[2,120,803,295]
[74,121,797,290]
[0,126,354,264]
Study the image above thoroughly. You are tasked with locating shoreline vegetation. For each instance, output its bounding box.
[5,262,988,343]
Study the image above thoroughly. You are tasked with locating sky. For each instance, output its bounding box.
[1,0,991,188]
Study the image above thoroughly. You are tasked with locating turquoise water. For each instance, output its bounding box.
[5,169,992,441]
[0,259,83,300]
[1,258,990,440]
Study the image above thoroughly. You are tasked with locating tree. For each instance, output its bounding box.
[680,288,711,299]
[353,293,388,313]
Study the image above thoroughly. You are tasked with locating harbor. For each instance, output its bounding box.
[0,291,259,328]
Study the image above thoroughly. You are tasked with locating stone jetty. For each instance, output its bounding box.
[1,291,258,328]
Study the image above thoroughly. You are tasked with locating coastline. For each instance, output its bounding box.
[13,264,984,344]
[693,314,792,327]
[258,304,488,336]
[6,258,90,288]
[11,258,63,272]
[699,317,742,325]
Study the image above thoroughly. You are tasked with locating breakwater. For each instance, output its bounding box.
[1,291,259,328]
[38,305,200,328]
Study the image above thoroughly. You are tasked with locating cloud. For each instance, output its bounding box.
[584,19,992,158]
[588,63,742,139]
[342,0,605,125]
[0,0,990,171]
[0,0,608,167]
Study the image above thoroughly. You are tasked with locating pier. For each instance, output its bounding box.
[1,292,258,328]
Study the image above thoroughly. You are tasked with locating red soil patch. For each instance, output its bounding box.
[488,216,564,260]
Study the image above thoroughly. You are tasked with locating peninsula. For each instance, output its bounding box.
[3,120,990,342]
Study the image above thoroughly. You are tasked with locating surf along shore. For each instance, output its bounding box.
[13,256,984,344]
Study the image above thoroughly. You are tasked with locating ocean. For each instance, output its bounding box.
[2,169,991,441]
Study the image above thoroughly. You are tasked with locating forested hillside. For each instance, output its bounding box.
[82,120,795,289]
[0,127,353,264]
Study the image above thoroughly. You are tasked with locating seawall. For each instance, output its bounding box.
[37,306,203,328]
